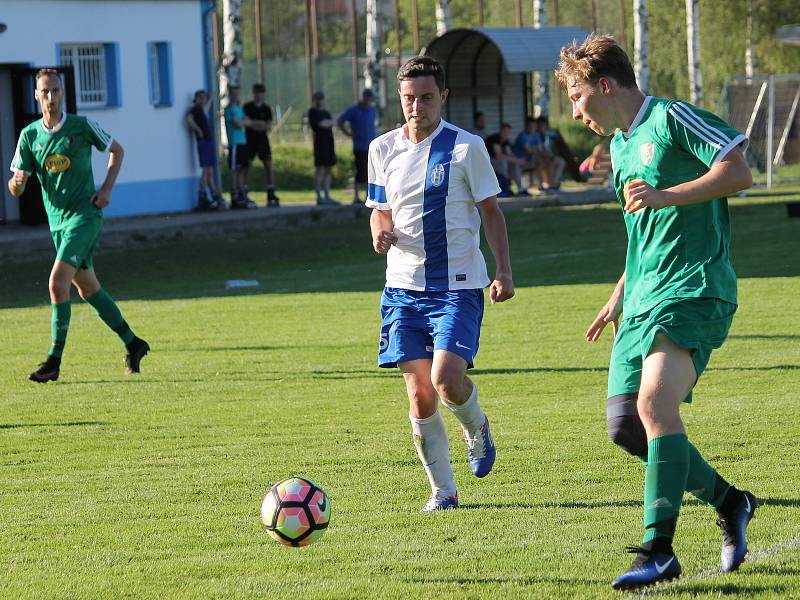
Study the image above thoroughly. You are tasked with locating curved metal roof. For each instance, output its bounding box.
[424,26,589,73]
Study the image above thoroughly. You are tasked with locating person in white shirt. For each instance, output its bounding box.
[367,56,515,512]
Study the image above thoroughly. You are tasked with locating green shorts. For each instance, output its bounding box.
[51,217,103,271]
[607,297,737,403]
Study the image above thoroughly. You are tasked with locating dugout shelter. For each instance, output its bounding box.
[422,27,588,134]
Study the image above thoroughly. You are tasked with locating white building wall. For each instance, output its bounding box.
[0,0,207,218]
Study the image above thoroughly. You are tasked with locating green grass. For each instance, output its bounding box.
[1,186,799,599]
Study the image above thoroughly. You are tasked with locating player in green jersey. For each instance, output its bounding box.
[556,35,756,589]
[8,69,149,383]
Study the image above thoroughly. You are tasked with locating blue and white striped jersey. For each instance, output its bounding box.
[366,119,500,291]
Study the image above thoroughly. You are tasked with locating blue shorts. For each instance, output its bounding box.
[196,139,216,168]
[378,287,484,369]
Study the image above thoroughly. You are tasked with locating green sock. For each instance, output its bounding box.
[643,433,689,544]
[49,301,71,358]
[685,443,731,508]
[86,288,135,345]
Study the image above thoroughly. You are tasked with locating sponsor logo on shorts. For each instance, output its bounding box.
[455,274,467,281]
[455,340,472,351]
[45,154,70,173]
[430,163,445,187]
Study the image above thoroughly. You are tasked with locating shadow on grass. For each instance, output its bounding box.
[472,367,608,375]
[405,574,605,586]
[729,334,800,341]
[0,420,109,430]
[459,499,641,510]
[673,583,789,596]
[3,202,798,309]
[756,497,800,508]
[707,365,800,372]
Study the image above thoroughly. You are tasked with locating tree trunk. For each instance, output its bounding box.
[685,0,703,106]
[220,0,243,146]
[364,0,384,120]
[534,0,549,117]
[436,0,452,37]
[633,0,649,93]
[745,0,755,81]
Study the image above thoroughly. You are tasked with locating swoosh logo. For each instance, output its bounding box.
[654,556,675,574]
[455,341,472,350]
[744,495,751,514]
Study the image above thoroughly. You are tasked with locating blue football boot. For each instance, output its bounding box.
[420,491,458,513]
[611,547,682,590]
[463,417,496,478]
[718,489,757,572]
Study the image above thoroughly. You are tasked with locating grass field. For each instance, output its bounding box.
[1,187,799,599]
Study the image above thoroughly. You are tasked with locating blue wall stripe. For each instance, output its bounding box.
[104,43,122,107]
[368,183,386,203]
[102,176,196,217]
[423,127,458,290]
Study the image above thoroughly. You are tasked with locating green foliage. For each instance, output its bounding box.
[549,114,605,162]
[221,142,354,190]
[2,188,800,598]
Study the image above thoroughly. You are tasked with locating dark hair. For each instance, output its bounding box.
[35,68,60,82]
[397,56,446,92]
[193,89,206,101]
[555,34,637,89]
[525,116,537,125]
[253,83,265,93]
[500,122,512,129]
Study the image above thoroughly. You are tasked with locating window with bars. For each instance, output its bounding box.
[58,43,120,108]
[147,42,173,107]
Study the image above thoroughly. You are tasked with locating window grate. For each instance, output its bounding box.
[60,44,107,107]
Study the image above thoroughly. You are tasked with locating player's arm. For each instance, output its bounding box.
[91,139,124,208]
[478,197,514,304]
[370,208,396,254]
[625,148,751,214]
[338,116,353,138]
[585,271,625,342]
[7,170,29,198]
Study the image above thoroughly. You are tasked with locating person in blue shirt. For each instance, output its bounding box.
[338,89,377,204]
[223,86,255,209]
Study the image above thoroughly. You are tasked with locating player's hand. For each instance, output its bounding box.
[91,187,111,208]
[9,170,28,197]
[373,229,398,254]
[585,294,622,342]
[489,274,514,304]
[624,179,670,213]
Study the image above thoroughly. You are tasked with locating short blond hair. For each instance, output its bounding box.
[555,34,637,90]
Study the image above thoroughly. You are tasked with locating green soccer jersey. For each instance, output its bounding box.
[609,96,747,317]
[11,113,112,231]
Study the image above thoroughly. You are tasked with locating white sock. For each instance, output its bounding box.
[441,383,485,435]
[409,411,456,497]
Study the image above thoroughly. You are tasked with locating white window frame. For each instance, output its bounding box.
[59,44,107,108]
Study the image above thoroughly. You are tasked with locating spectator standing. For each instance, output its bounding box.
[470,111,488,139]
[308,91,339,205]
[223,86,256,209]
[338,89,377,204]
[186,90,224,211]
[244,83,280,207]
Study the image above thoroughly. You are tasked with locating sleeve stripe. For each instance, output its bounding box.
[368,183,387,203]
[671,102,731,146]
[87,118,112,149]
[668,107,723,149]
[711,133,749,166]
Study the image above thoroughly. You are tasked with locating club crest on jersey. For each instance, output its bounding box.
[430,163,446,187]
[640,142,655,166]
[44,154,70,173]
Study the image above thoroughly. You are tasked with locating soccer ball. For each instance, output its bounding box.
[261,477,330,547]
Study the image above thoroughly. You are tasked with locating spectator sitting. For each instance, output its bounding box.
[485,123,530,196]
[531,116,566,191]
[223,85,256,209]
[512,117,549,191]
[308,91,339,205]
[185,89,224,210]
[244,83,280,207]
[338,89,377,204]
[470,111,488,139]
[580,143,607,180]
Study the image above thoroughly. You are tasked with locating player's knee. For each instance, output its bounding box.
[606,394,647,458]
[430,371,463,403]
[48,276,70,302]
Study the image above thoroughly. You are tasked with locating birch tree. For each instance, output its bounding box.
[685,0,703,106]
[220,0,243,146]
[533,0,549,117]
[436,0,452,36]
[633,0,649,93]
[364,0,385,119]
